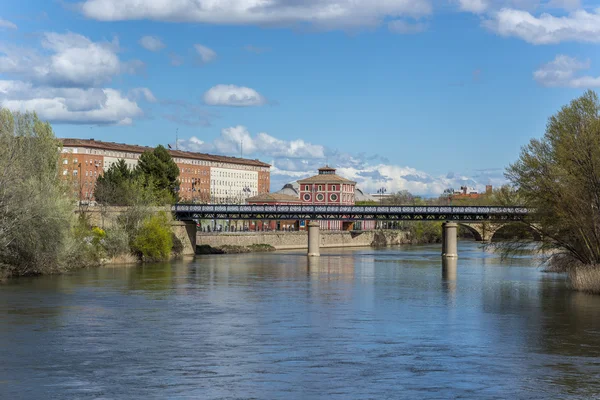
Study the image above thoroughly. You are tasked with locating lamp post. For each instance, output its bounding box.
[377,187,387,202]
[191,178,197,203]
[377,187,386,229]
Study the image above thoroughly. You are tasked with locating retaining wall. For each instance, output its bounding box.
[196,230,410,250]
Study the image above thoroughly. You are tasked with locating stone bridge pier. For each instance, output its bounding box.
[442,222,458,258]
[307,221,320,257]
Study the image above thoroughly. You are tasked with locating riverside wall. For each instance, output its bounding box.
[196,230,410,250]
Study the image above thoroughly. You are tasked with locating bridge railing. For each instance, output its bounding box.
[172,204,530,215]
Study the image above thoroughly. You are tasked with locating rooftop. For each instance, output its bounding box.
[60,138,271,168]
[246,193,302,203]
[297,173,356,185]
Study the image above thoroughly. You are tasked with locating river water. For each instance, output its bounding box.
[2,242,600,399]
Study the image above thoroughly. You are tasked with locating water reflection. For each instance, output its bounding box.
[441,257,457,301]
[2,243,600,399]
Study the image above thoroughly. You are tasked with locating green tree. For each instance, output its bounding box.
[94,159,136,205]
[506,90,600,269]
[0,109,74,277]
[137,145,179,202]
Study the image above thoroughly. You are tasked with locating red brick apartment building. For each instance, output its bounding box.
[59,138,270,203]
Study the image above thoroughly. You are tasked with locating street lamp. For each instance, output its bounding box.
[377,187,387,202]
[377,187,386,229]
[242,187,251,203]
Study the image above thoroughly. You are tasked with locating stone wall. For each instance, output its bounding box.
[77,206,171,229]
[196,230,410,250]
[172,221,197,256]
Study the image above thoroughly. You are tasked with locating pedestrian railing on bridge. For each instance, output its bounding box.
[172,204,530,222]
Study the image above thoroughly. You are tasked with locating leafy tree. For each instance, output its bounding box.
[0,109,74,277]
[506,90,600,269]
[382,190,416,205]
[94,159,136,205]
[137,145,179,202]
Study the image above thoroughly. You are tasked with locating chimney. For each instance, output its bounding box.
[486,185,493,195]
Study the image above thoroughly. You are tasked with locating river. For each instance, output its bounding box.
[2,242,600,399]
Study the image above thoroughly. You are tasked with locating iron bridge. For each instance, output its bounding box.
[172,204,530,222]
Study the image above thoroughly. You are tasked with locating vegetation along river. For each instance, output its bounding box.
[2,241,600,399]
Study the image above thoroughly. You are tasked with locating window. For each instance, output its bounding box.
[316,193,324,201]
[318,185,322,191]
[63,159,68,164]
[303,193,311,201]
[63,169,68,175]
[73,170,78,176]
[330,193,338,201]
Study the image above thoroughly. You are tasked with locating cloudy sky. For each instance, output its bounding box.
[1,1,598,195]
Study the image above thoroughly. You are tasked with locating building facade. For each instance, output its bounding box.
[297,166,358,230]
[60,138,270,203]
[237,167,377,232]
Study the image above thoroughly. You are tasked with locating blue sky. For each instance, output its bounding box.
[1,0,599,195]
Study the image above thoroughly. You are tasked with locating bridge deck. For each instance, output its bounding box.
[172,204,529,222]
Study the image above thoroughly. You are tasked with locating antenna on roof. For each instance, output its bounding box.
[240,139,243,158]
[175,128,179,151]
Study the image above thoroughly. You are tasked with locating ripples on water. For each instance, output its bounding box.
[2,242,600,399]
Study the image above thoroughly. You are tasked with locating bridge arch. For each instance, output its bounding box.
[457,223,484,242]
[489,223,542,242]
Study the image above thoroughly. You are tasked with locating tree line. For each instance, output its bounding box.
[0,108,182,280]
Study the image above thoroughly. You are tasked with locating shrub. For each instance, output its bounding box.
[131,212,173,262]
[409,222,442,244]
[102,227,130,258]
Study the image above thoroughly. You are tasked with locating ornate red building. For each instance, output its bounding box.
[298,166,369,230]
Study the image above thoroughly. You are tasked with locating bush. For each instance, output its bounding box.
[409,222,442,244]
[102,227,130,258]
[62,221,106,269]
[131,212,173,262]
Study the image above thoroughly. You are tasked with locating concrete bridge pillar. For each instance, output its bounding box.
[308,221,320,257]
[442,257,457,281]
[442,222,458,258]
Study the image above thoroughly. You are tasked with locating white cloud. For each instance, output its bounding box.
[129,87,158,102]
[0,32,144,87]
[139,35,165,51]
[177,126,326,159]
[0,80,143,125]
[484,8,600,44]
[176,126,504,196]
[458,0,489,13]
[388,20,428,34]
[203,84,266,107]
[534,55,600,87]
[194,44,216,64]
[78,0,432,30]
[0,17,17,29]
